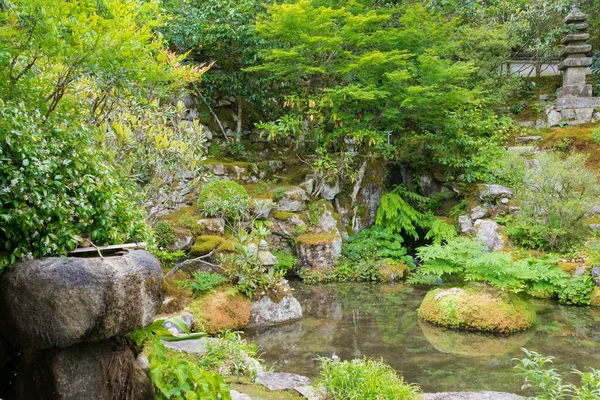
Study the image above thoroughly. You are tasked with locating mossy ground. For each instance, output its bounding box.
[159,272,195,315]
[418,285,536,334]
[591,287,600,307]
[538,123,600,171]
[296,233,338,246]
[189,287,251,334]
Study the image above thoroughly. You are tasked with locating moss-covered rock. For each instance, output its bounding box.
[190,235,226,256]
[591,287,600,307]
[417,285,536,334]
[296,233,342,268]
[379,260,409,282]
[188,288,251,334]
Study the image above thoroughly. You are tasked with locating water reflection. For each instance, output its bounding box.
[243,282,600,394]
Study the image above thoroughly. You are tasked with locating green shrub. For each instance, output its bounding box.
[487,149,527,189]
[152,249,185,269]
[515,349,600,399]
[552,138,573,153]
[343,226,415,267]
[0,104,151,273]
[272,251,297,275]
[154,221,176,250]
[180,271,228,295]
[411,237,568,293]
[558,276,595,306]
[510,101,526,114]
[197,180,250,222]
[199,331,261,380]
[509,152,600,251]
[593,126,600,147]
[148,338,231,399]
[319,358,420,400]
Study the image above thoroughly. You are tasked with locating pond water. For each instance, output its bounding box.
[244,282,600,394]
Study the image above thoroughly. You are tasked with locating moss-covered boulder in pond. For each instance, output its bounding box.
[296,233,342,268]
[417,285,536,334]
[379,260,410,282]
[190,235,225,256]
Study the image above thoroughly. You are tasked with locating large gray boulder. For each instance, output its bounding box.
[474,219,506,251]
[248,295,303,327]
[276,187,308,212]
[296,233,342,268]
[0,250,163,349]
[17,341,154,400]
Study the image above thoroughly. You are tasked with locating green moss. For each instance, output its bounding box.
[379,260,409,282]
[159,205,199,234]
[539,122,600,170]
[418,285,536,334]
[296,233,338,246]
[190,235,226,256]
[273,211,295,221]
[528,289,556,299]
[188,288,251,334]
[591,287,600,307]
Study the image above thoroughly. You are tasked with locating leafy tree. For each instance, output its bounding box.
[161,0,271,133]
[251,1,505,180]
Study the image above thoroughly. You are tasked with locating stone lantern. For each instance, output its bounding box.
[257,239,278,275]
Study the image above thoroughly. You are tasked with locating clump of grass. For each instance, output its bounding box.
[178,270,228,295]
[319,357,420,399]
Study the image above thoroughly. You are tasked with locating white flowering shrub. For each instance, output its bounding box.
[0,104,151,272]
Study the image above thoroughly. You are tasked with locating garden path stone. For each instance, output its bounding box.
[424,392,524,400]
[160,338,215,355]
[255,372,310,391]
[230,390,252,400]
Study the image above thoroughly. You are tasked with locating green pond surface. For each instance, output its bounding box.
[244,282,600,394]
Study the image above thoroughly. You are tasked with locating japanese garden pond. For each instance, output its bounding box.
[244,282,600,394]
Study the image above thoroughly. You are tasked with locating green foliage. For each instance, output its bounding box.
[0,0,203,272]
[197,180,251,222]
[343,227,415,267]
[592,126,600,147]
[272,251,298,275]
[487,149,527,189]
[508,152,600,251]
[154,221,176,250]
[510,101,527,114]
[319,357,420,400]
[552,138,573,153]
[411,237,568,293]
[424,219,458,245]
[149,338,231,400]
[152,249,185,269]
[376,185,430,240]
[198,331,261,380]
[219,229,286,298]
[251,1,505,179]
[0,103,151,271]
[515,349,600,400]
[558,276,595,306]
[180,271,229,295]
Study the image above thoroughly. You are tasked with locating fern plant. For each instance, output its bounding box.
[376,185,429,239]
[410,237,568,293]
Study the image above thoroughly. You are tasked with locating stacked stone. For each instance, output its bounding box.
[557,6,593,98]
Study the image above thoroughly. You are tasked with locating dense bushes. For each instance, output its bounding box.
[507,152,599,251]
[197,180,251,223]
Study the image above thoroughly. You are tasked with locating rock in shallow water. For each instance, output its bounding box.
[248,295,303,327]
[0,250,163,349]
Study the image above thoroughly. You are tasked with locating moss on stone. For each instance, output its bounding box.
[296,233,338,246]
[188,287,251,334]
[229,383,304,400]
[557,262,582,273]
[528,289,556,299]
[379,260,409,282]
[273,211,295,221]
[417,284,536,334]
[190,235,226,256]
[591,287,600,307]
[159,273,195,315]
